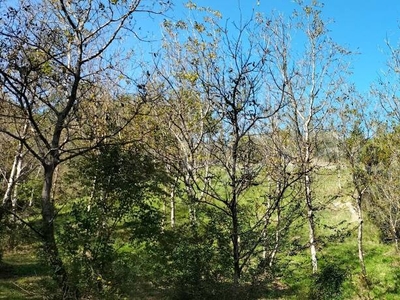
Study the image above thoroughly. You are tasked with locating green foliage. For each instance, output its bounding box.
[308,262,348,300]
[57,144,166,298]
[148,223,229,298]
[17,177,42,209]
[127,203,239,299]
[3,0,400,299]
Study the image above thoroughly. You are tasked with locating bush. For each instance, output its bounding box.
[57,144,166,298]
[308,262,348,300]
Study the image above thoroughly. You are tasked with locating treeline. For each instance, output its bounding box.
[0,0,400,299]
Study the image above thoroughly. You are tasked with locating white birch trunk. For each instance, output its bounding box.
[2,150,21,206]
[170,189,176,228]
[3,123,28,210]
[305,171,318,274]
[3,144,25,208]
[170,176,178,227]
[356,193,367,277]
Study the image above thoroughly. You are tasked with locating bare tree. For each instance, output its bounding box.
[141,6,278,284]
[336,94,372,279]
[258,116,303,270]
[370,28,400,253]
[142,18,215,225]
[266,4,351,273]
[154,8,286,284]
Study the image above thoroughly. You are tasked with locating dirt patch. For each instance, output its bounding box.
[332,201,358,222]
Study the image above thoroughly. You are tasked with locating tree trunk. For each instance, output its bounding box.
[356,195,367,278]
[2,144,24,206]
[9,150,24,255]
[305,172,318,274]
[183,172,197,226]
[3,123,28,212]
[262,225,267,261]
[389,213,398,252]
[231,198,241,285]
[41,163,78,298]
[394,234,399,252]
[170,187,176,228]
[11,152,23,221]
[1,141,24,225]
[29,168,41,207]
[170,176,178,228]
[392,225,399,252]
[269,203,281,268]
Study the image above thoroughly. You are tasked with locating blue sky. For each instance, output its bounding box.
[163,0,400,93]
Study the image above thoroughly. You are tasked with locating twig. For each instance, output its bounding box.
[12,281,36,296]
[2,208,44,239]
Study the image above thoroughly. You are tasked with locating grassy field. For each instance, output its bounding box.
[0,250,55,299]
[1,219,400,299]
[1,168,400,299]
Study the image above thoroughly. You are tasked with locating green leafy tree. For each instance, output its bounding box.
[0,0,169,296]
[59,144,165,298]
[367,127,400,251]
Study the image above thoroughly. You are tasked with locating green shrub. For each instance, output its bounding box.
[308,262,348,300]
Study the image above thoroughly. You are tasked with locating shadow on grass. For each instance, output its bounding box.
[0,261,49,279]
[156,280,298,300]
[0,252,56,300]
[0,280,46,300]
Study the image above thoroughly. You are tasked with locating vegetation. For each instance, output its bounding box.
[1,0,400,299]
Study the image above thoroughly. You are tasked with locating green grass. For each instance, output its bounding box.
[2,166,400,299]
[0,251,55,300]
[261,166,400,299]
[2,220,400,299]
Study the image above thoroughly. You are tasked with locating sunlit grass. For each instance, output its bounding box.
[2,165,400,299]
